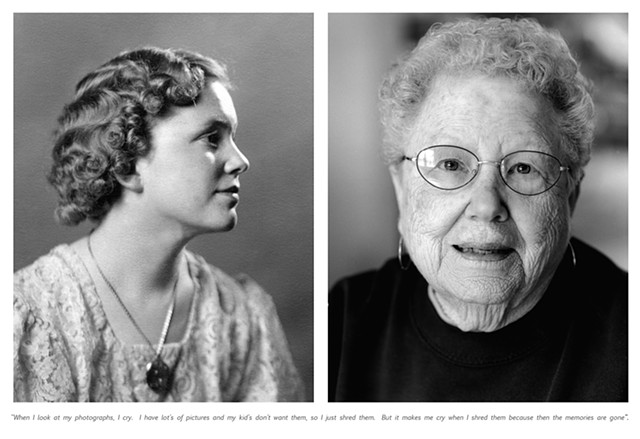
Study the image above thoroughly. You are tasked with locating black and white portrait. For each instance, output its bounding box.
[329,13,628,402]
[14,13,313,402]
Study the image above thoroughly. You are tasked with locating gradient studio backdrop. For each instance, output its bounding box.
[14,13,313,400]
[329,13,628,288]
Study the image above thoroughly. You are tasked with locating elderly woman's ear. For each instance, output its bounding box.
[569,182,580,216]
[389,162,403,197]
[389,163,407,228]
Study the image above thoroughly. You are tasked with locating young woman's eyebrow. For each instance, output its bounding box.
[192,119,233,140]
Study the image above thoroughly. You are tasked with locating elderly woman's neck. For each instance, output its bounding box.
[427,285,546,332]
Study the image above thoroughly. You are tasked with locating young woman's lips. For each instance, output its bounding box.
[453,244,514,261]
[215,186,239,201]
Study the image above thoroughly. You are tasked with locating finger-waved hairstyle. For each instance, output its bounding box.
[48,47,230,225]
[379,17,595,185]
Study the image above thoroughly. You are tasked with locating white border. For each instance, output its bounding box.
[3,1,637,437]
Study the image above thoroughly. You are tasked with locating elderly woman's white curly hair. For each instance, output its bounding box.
[379,17,595,185]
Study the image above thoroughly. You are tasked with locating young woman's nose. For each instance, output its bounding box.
[225,140,250,175]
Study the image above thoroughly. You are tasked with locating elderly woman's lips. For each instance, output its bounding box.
[453,244,514,261]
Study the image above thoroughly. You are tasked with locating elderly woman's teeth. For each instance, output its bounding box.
[455,245,510,255]
[462,248,494,255]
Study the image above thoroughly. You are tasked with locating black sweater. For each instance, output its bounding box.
[329,238,627,402]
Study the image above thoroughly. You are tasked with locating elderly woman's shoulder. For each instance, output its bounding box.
[566,239,627,390]
[572,238,627,288]
[576,237,626,272]
[569,238,627,324]
[329,259,407,311]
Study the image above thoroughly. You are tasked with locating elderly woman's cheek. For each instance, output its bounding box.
[519,195,571,285]
[400,185,450,275]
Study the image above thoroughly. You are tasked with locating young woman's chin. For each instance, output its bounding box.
[204,211,239,234]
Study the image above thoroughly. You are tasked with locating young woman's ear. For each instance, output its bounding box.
[114,169,143,193]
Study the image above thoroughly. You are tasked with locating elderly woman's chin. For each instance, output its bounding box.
[426,268,543,333]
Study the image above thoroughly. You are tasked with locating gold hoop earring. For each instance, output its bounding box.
[398,236,410,270]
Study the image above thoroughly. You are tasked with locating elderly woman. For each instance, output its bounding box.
[329,17,627,401]
[14,47,303,402]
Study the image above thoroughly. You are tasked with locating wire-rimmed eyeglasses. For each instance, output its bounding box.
[402,145,570,196]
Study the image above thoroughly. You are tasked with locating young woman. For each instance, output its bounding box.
[14,47,303,402]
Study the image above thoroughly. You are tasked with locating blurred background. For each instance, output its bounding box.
[14,13,313,400]
[329,13,628,288]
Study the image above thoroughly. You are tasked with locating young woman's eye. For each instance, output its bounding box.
[204,132,220,148]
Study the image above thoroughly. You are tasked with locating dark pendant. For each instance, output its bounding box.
[146,357,172,395]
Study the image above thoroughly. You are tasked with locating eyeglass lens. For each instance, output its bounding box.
[415,146,564,195]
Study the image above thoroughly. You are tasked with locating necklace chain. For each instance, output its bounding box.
[87,234,178,358]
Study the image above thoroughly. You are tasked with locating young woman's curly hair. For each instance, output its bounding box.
[48,47,230,225]
[378,17,595,185]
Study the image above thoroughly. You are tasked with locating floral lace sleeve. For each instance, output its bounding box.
[232,274,305,402]
[14,281,77,402]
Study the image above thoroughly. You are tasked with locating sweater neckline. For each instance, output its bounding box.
[409,250,574,367]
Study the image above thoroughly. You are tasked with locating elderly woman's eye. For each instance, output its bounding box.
[439,159,463,172]
[510,163,533,175]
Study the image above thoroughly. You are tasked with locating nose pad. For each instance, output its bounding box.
[465,163,509,222]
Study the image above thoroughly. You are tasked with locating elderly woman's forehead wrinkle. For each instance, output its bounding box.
[410,116,468,148]
[466,83,493,108]
[414,90,528,153]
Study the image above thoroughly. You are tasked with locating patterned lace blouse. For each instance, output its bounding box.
[14,245,304,402]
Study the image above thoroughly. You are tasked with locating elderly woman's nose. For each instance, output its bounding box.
[465,170,509,222]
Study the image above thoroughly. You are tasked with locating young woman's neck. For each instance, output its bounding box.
[88,207,191,297]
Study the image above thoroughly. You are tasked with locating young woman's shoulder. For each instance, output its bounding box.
[184,251,304,401]
[185,251,275,317]
[15,245,88,313]
[14,245,100,402]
